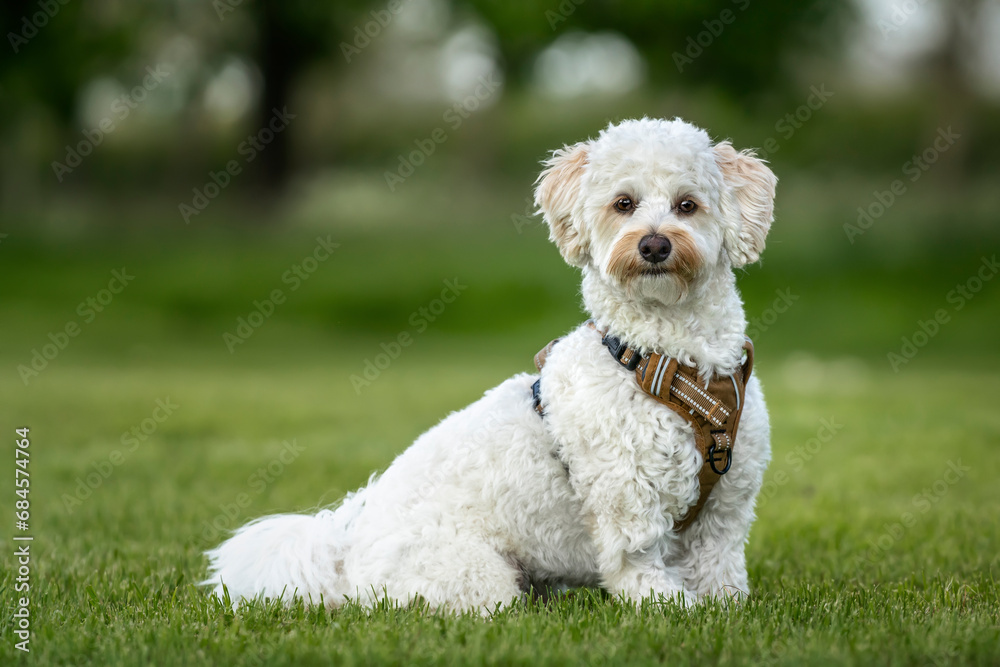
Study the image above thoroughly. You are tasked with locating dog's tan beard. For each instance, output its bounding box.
[605,228,702,301]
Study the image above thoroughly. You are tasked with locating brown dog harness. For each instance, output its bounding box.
[531,322,754,531]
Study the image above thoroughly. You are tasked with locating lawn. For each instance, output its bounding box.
[1,218,998,665]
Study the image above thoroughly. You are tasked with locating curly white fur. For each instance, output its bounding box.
[204,117,776,613]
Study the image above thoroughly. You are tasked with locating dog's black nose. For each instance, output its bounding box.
[638,234,671,264]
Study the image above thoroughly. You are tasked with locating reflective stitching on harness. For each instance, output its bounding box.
[652,356,669,397]
[673,373,730,426]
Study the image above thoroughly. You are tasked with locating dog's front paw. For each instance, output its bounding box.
[607,566,701,610]
[611,576,700,610]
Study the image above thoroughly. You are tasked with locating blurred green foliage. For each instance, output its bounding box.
[2,0,996,216]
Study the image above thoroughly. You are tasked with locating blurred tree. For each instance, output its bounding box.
[2,0,858,197]
[464,0,855,100]
[1,1,133,121]
[228,0,372,191]
[0,0,373,194]
[1,0,138,206]
[919,0,981,181]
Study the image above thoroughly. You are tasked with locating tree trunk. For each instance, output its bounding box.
[925,0,978,184]
[254,0,300,194]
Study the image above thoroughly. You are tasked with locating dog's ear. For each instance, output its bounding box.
[535,142,590,267]
[713,141,777,268]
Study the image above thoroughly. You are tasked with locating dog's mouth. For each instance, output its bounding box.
[639,266,671,277]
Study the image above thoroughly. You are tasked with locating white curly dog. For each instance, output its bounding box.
[205,117,777,613]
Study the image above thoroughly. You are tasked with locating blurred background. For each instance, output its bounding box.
[3,0,998,358]
[1,0,998,565]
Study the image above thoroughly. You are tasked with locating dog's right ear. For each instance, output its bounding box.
[534,142,590,267]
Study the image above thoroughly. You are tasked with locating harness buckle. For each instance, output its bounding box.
[707,437,732,475]
[531,379,544,416]
[603,334,641,371]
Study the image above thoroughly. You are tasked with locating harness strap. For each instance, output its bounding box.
[533,338,561,378]
[641,355,732,426]
[533,323,754,532]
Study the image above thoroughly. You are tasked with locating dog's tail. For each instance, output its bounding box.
[201,487,368,608]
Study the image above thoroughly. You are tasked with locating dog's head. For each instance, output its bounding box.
[535,118,776,305]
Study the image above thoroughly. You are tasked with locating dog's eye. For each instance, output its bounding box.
[678,199,698,214]
[613,197,635,213]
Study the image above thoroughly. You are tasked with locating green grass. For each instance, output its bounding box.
[1,222,998,665]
